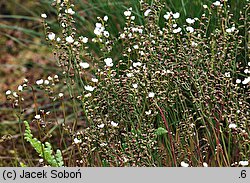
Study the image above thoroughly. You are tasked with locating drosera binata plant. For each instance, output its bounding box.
[4,0,250,167]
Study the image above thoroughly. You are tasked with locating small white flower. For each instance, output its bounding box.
[36,79,44,85]
[120,33,125,39]
[18,85,23,91]
[48,32,55,40]
[103,15,108,21]
[203,5,208,9]
[74,138,82,144]
[58,93,64,97]
[186,18,195,24]
[172,24,178,28]
[35,114,41,119]
[44,80,49,85]
[173,27,182,33]
[133,45,139,49]
[239,161,249,166]
[66,36,74,43]
[48,76,53,80]
[203,162,208,167]
[97,123,105,128]
[132,62,142,67]
[111,121,118,127]
[144,9,151,17]
[191,41,198,47]
[226,27,236,33]
[39,159,44,163]
[248,62,250,66]
[229,123,237,129]
[244,69,250,74]
[56,37,61,42]
[181,161,189,167]
[13,92,18,98]
[84,85,95,92]
[126,73,133,77]
[103,31,110,37]
[104,58,113,67]
[132,83,138,89]
[225,72,230,78]
[100,143,107,147]
[124,10,132,17]
[242,77,250,85]
[6,90,11,95]
[41,13,47,18]
[173,12,180,19]
[80,62,90,69]
[81,37,88,43]
[148,92,155,98]
[91,78,98,83]
[65,8,75,15]
[186,26,194,33]
[131,16,135,20]
[145,110,152,115]
[236,79,241,84]
[84,93,92,98]
[213,1,221,6]
[164,12,171,20]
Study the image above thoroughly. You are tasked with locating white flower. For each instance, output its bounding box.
[103,31,110,37]
[54,75,58,79]
[58,93,64,97]
[239,161,249,166]
[133,45,139,49]
[120,33,125,39]
[100,143,107,147]
[173,27,182,33]
[186,18,195,24]
[124,10,132,17]
[131,16,135,20]
[229,123,237,129]
[56,37,61,42]
[91,78,98,83]
[5,90,11,95]
[145,110,152,115]
[191,41,198,47]
[104,15,108,21]
[18,85,23,91]
[248,62,250,66]
[97,123,105,128]
[84,85,95,92]
[242,77,250,85]
[164,12,171,20]
[80,62,90,69]
[48,32,55,40]
[74,138,82,144]
[172,24,177,28]
[132,83,138,89]
[35,114,41,120]
[236,79,241,84]
[173,12,180,19]
[144,9,151,17]
[203,162,208,167]
[244,69,250,74]
[65,8,75,15]
[148,92,155,98]
[39,159,44,163]
[41,13,47,18]
[81,37,88,43]
[12,92,18,98]
[104,58,113,67]
[186,26,194,33]
[84,93,92,98]
[44,80,49,85]
[181,161,189,167]
[111,121,118,127]
[66,36,74,43]
[132,62,142,67]
[36,79,44,85]
[225,72,230,78]
[203,5,208,9]
[126,73,133,77]
[226,27,236,33]
[213,1,221,6]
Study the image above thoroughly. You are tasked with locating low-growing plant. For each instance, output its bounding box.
[4,0,249,167]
